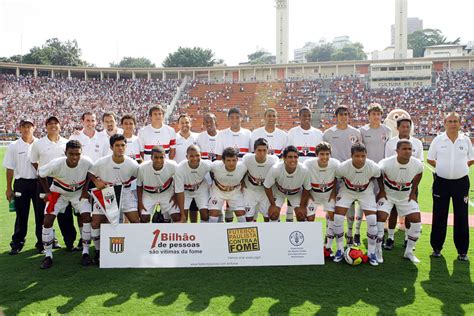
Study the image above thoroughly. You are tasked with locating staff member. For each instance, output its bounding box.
[3,118,39,255]
[427,112,473,261]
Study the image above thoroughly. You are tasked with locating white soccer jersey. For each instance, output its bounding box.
[359,124,392,163]
[250,127,288,156]
[243,154,279,191]
[39,156,93,198]
[174,132,198,164]
[264,162,310,196]
[196,130,219,161]
[138,124,177,160]
[303,158,340,196]
[137,160,177,195]
[3,137,38,179]
[215,128,251,159]
[28,136,68,168]
[336,159,381,193]
[175,160,211,193]
[91,155,139,188]
[287,126,324,161]
[125,135,142,161]
[211,160,247,190]
[69,130,110,163]
[99,128,124,139]
[379,156,424,203]
[384,136,424,162]
[323,125,362,162]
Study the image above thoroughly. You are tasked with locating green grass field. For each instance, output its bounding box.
[0,147,473,315]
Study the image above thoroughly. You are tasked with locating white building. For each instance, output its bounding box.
[293,42,319,63]
[372,46,414,60]
[332,36,351,49]
[424,44,469,58]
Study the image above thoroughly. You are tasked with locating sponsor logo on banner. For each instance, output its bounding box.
[110,237,125,254]
[149,229,202,255]
[227,227,260,253]
[289,231,304,246]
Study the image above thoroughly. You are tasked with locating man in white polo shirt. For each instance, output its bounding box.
[100,112,124,138]
[427,112,474,261]
[251,108,288,157]
[197,113,219,162]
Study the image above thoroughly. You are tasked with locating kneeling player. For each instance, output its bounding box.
[175,145,211,223]
[302,142,339,256]
[243,138,279,222]
[333,143,381,265]
[137,146,184,223]
[376,140,423,264]
[39,140,93,269]
[208,147,247,222]
[264,146,310,222]
[88,134,140,264]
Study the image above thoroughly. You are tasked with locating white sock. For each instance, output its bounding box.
[388,228,395,240]
[237,215,246,222]
[354,206,363,235]
[333,214,345,252]
[91,228,100,251]
[42,226,54,258]
[376,221,385,252]
[325,220,334,249]
[406,222,421,254]
[82,223,92,255]
[346,205,355,237]
[209,216,219,223]
[217,215,224,222]
[404,229,408,241]
[366,214,377,255]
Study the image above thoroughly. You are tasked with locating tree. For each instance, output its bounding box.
[110,57,155,68]
[20,38,88,66]
[408,29,461,57]
[305,44,334,62]
[0,55,23,63]
[162,47,220,67]
[247,50,274,64]
[330,42,367,61]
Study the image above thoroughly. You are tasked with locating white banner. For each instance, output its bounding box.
[100,222,324,268]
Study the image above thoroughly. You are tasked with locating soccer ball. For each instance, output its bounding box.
[344,246,366,266]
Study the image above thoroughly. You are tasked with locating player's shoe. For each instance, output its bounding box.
[52,239,62,249]
[333,249,344,263]
[457,254,469,261]
[353,234,361,246]
[345,233,354,247]
[431,250,442,258]
[383,238,394,250]
[81,253,92,266]
[324,247,334,259]
[404,252,420,264]
[93,250,100,265]
[40,256,53,269]
[368,253,379,266]
[403,240,415,251]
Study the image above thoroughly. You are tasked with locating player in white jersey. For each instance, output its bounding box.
[175,145,212,223]
[88,134,140,264]
[384,117,424,250]
[243,138,279,221]
[138,105,176,161]
[137,146,183,223]
[264,146,311,222]
[333,143,381,266]
[376,140,423,264]
[287,107,323,161]
[174,114,198,164]
[208,147,248,223]
[121,114,142,163]
[100,112,124,138]
[38,140,93,269]
[197,113,219,162]
[301,142,339,257]
[251,108,288,157]
[355,103,392,246]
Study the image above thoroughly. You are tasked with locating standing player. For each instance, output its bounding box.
[121,114,142,163]
[302,142,339,257]
[137,146,183,223]
[208,147,248,223]
[88,134,140,264]
[175,145,211,223]
[376,140,423,264]
[138,105,176,161]
[174,114,198,164]
[333,143,381,266]
[251,108,288,157]
[242,138,279,222]
[38,140,93,269]
[100,112,123,138]
[355,103,392,246]
[4,118,39,255]
[323,105,362,245]
[264,146,310,222]
[197,113,219,162]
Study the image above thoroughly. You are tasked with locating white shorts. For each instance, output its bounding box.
[45,192,91,216]
[335,189,377,212]
[184,183,209,210]
[92,189,138,215]
[208,186,244,211]
[274,191,302,209]
[244,188,270,218]
[140,192,180,216]
[377,198,419,217]
[308,199,335,216]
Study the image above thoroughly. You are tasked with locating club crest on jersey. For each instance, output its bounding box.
[110,237,125,254]
[350,135,358,144]
[381,134,388,142]
[302,146,309,156]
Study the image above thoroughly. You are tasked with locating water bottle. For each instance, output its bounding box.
[9,199,15,212]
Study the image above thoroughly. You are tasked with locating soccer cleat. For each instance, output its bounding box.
[324,247,334,259]
[81,253,92,266]
[52,239,62,249]
[403,240,415,251]
[345,234,354,247]
[431,250,442,258]
[457,254,469,261]
[40,256,53,269]
[9,248,21,255]
[353,234,361,246]
[93,250,100,265]
[384,238,394,250]
[36,245,45,254]
[368,253,379,266]
[333,250,344,263]
[404,252,420,264]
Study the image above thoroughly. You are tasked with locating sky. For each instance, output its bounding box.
[0,0,472,67]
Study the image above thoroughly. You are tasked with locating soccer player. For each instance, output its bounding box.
[302,142,339,257]
[323,105,362,245]
[250,108,288,157]
[121,114,142,163]
[287,107,323,161]
[88,134,140,264]
[354,103,392,246]
[138,105,176,161]
[174,114,198,164]
[264,146,310,222]
[197,113,219,162]
[208,147,248,223]
[242,138,279,222]
[175,145,211,223]
[38,140,93,269]
[333,143,381,266]
[376,140,423,264]
[137,146,183,223]
[100,112,123,138]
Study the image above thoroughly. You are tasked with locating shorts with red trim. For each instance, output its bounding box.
[140,191,179,216]
[44,191,91,216]
[377,197,419,217]
[182,182,209,210]
[273,190,302,209]
[335,188,377,212]
[208,185,244,212]
[244,188,270,218]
